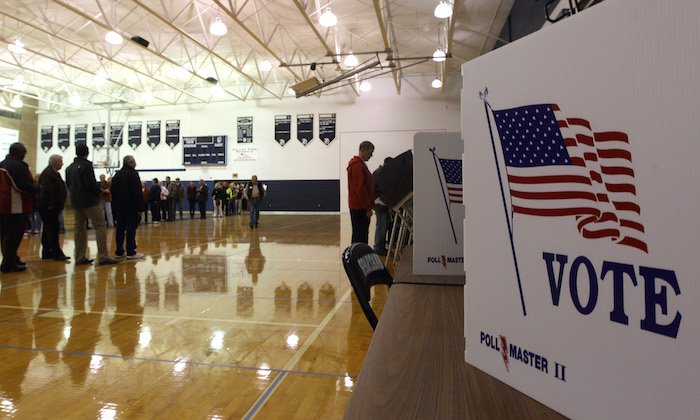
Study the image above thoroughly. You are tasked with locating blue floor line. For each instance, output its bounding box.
[243,372,288,420]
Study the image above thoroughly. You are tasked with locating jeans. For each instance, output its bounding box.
[174,200,184,219]
[373,207,390,251]
[189,198,196,218]
[248,198,261,226]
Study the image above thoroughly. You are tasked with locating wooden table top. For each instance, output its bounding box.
[344,283,567,419]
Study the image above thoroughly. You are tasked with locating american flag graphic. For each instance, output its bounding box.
[439,157,463,204]
[492,103,647,253]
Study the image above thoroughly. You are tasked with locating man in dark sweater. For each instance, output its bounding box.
[65,144,117,266]
[111,155,144,260]
[37,154,69,261]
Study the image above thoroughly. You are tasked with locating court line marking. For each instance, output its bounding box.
[0,344,357,380]
[242,287,352,420]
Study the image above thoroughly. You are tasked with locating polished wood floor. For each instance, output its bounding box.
[0,213,389,419]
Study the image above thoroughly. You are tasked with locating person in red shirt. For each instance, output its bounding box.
[347,141,375,244]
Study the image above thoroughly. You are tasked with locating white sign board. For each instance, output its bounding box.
[413,132,464,275]
[232,147,258,161]
[0,127,19,157]
[462,1,699,419]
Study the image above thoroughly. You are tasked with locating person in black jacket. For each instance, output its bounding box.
[197,179,209,219]
[111,156,144,260]
[37,154,69,261]
[64,144,117,266]
[148,178,161,224]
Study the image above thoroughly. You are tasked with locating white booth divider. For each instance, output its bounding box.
[461,0,699,418]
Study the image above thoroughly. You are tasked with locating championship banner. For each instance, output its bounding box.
[110,122,124,147]
[461,1,698,419]
[319,113,336,145]
[413,132,463,275]
[147,120,161,149]
[74,124,87,146]
[274,115,291,146]
[92,123,105,149]
[57,125,70,151]
[297,114,313,146]
[165,120,180,148]
[237,116,253,143]
[40,126,53,152]
[128,121,142,150]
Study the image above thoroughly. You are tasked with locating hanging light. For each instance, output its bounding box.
[10,96,23,108]
[431,77,443,89]
[319,7,337,27]
[259,59,272,72]
[94,68,108,83]
[8,38,26,54]
[344,52,359,68]
[105,30,123,45]
[287,87,296,96]
[432,47,446,62]
[434,1,453,19]
[12,76,28,90]
[359,80,372,92]
[209,17,227,36]
[141,91,153,101]
[69,94,82,106]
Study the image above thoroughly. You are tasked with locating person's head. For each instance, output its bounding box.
[165,176,171,182]
[175,177,180,184]
[384,157,393,165]
[141,181,146,188]
[99,174,106,182]
[189,180,194,186]
[8,142,27,160]
[358,141,374,161]
[199,179,205,185]
[152,177,159,185]
[123,155,136,168]
[251,175,258,184]
[76,143,89,158]
[48,154,63,170]
[214,182,220,189]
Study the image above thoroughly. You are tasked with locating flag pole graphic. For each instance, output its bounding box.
[431,147,458,244]
[481,89,527,316]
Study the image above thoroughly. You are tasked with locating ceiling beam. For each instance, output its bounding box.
[373,0,400,94]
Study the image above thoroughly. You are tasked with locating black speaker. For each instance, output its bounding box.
[375,150,413,208]
[130,36,149,48]
[206,77,218,85]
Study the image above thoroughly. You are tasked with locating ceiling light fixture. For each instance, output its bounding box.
[94,68,108,83]
[105,30,123,45]
[141,91,153,101]
[434,1,453,19]
[287,87,296,96]
[69,94,82,106]
[319,7,337,27]
[10,96,23,108]
[431,77,443,89]
[344,52,358,68]
[8,38,26,54]
[209,17,228,36]
[359,80,372,92]
[432,47,446,62]
[259,59,272,72]
[12,76,28,90]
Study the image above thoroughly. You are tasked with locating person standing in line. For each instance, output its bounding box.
[0,142,40,272]
[187,180,197,218]
[243,175,265,229]
[212,182,225,217]
[29,174,42,235]
[347,141,375,244]
[141,181,150,224]
[372,157,393,255]
[148,178,161,224]
[160,176,170,221]
[235,183,243,215]
[172,178,185,220]
[226,181,236,215]
[64,144,118,266]
[224,182,233,215]
[111,155,144,260]
[197,179,209,219]
[98,174,114,228]
[37,154,69,261]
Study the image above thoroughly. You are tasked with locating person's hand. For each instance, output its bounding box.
[366,210,372,218]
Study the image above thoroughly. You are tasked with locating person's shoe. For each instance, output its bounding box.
[75,258,94,265]
[42,255,54,260]
[115,253,125,259]
[1,265,26,273]
[16,258,27,267]
[98,258,118,266]
[126,253,144,260]
[54,255,71,261]
[375,248,388,256]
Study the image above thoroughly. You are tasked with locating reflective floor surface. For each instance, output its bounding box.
[0,214,388,419]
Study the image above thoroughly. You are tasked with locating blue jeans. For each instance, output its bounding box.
[249,198,261,227]
[374,207,390,251]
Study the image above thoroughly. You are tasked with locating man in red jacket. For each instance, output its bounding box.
[347,141,375,244]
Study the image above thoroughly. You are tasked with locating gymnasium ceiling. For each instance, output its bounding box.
[0,0,514,113]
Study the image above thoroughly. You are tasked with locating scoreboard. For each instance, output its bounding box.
[183,135,227,165]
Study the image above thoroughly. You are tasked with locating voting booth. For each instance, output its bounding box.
[461,0,699,418]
